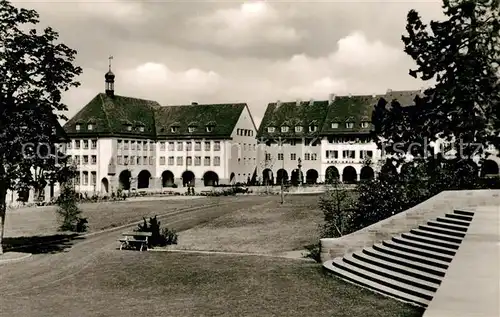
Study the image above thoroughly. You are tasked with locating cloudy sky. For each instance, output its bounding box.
[13,0,445,127]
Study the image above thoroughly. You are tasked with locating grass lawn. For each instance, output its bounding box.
[173,194,325,254]
[4,197,211,237]
[0,251,424,317]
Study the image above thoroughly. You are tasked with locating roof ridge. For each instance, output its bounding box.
[99,93,114,134]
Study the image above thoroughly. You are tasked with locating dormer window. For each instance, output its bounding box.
[88,124,93,130]
[295,126,303,133]
[361,121,370,129]
[139,126,145,132]
[346,122,354,129]
[76,124,81,131]
[188,126,197,133]
[171,126,179,133]
[267,127,275,133]
[309,125,318,132]
[206,126,213,132]
[331,122,339,129]
[126,125,132,131]
[281,126,289,133]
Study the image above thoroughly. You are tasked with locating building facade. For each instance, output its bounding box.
[63,68,258,195]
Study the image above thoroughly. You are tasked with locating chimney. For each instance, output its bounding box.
[296,98,301,107]
[309,98,314,106]
[191,102,198,106]
[276,100,281,107]
[328,93,336,105]
[386,88,392,94]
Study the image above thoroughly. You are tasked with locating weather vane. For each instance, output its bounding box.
[108,55,113,71]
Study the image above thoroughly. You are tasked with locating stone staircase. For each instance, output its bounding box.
[323,209,474,307]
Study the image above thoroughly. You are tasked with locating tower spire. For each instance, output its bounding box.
[105,55,115,97]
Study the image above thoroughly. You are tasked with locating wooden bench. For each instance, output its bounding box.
[118,232,152,251]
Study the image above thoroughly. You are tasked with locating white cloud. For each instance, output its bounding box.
[188,1,303,48]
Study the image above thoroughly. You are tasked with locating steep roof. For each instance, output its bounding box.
[256,100,330,139]
[63,93,246,139]
[154,103,246,139]
[257,90,421,138]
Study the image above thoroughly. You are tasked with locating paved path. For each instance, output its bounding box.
[149,248,313,261]
[423,205,500,317]
[0,196,274,296]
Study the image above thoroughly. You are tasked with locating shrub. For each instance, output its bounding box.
[135,215,178,247]
[56,184,88,232]
[318,180,357,238]
[303,242,322,263]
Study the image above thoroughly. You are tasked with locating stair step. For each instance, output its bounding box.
[391,236,456,257]
[424,221,468,234]
[373,243,450,269]
[401,232,461,250]
[379,241,452,267]
[331,258,435,301]
[445,213,473,222]
[418,224,466,238]
[434,217,470,228]
[453,209,475,217]
[324,260,430,307]
[342,253,439,291]
[362,248,447,277]
[410,228,464,243]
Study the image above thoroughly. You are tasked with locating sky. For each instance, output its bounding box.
[12,0,445,127]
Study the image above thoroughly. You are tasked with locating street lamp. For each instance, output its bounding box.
[297,157,303,187]
[280,137,284,204]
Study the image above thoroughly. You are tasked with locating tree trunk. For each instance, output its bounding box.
[0,182,7,255]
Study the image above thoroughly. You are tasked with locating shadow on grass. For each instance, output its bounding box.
[3,233,85,254]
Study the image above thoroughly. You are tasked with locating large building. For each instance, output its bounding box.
[63,67,258,195]
[255,90,500,185]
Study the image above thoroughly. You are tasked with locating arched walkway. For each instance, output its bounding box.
[182,170,195,187]
[262,168,273,185]
[101,178,109,194]
[306,169,319,184]
[137,170,152,189]
[325,166,340,184]
[360,166,374,181]
[203,171,219,186]
[276,169,289,185]
[290,169,302,185]
[342,166,357,184]
[161,170,175,187]
[118,170,131,190]
[230,172,235,184]
[481,159,499,177]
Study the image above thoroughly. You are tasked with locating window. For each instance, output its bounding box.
[75,156,81,165]
[195,142,201,151]
[117,156,123,165]
[331,122,339,129]
[76,124,81,131]
[311,153,317,160]
[243,143,246,151]
[204,141,211,151]
[130,156,135,165]
[83,140,89,150]
[171,126,179,133]
[137,141,142,151]
[160,142,166,151]
[290,153,296,160]
[177,142,183,151]
[168,142,174,151]
[186,156,192,166]
[139,126,145,132]
[214,156,220,166]
[188,126,196,133]
[361,122,370,129]
[91,155,97,165]
[149,157,154,165]
[124,140,129,150]
[342,150,356,159]
[304,153,310,160]
[326,150,339,159]
[124,156,129,165]
[295,126,303,133]
[74,171,80,184]
[91,140,97,149]
[186,142,192,151]
[360,150,373,159]
[75,140,81,149]
[214,141,220,151]
[309,125,318,132]
[149,142,154,151]
[195,156,201,166]
[278,153,284,160]
[87,124,93,131]
[91,172,97,186]
[67,141,72,149]
[206,126,214,132]
[82,172,89,185]
[83,155,89,165]
[267,127,275,133]
[346,122,354,129]
[168,156,174,165]
[127,125,132,131]
[131,141,136,150]
[117,140,122,150]
[204,156,211,166]
[253,144,256,151]
[160,156,166,165]
[265,153,271,161]
[176,156,183,166]
[289,140,296,146]
[281,126,289,133]
[143,156,147,165]
[137,156,142,165]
